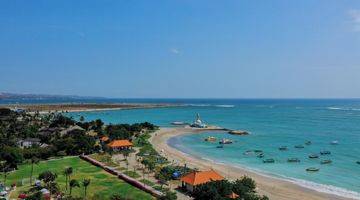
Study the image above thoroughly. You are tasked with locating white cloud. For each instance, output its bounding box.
[170,48,180,54]
[348,9,360,32]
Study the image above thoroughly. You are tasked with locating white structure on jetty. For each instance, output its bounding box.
[191,113,207,128]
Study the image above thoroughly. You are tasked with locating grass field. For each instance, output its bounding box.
[5,156,153,200]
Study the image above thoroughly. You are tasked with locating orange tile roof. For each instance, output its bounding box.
[228,192,239,199]
[180,169,224,186]
[108,139,133,148]
[100,136,109,142]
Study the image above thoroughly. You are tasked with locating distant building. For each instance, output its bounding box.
[180,169,224,192]
[190,113,207,128]
[107,139,133,151]
[17,138,41,148]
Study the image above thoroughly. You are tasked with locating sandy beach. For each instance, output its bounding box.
[150,127,354,200]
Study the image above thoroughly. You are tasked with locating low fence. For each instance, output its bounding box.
[79,155,163,198]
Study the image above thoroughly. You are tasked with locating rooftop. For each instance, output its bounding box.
[108,139,133,148]
[180,169,224,186]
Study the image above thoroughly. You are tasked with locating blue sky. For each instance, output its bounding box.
[0,0,359,98]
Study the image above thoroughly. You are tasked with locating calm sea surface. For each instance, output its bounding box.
[3,98,359,198]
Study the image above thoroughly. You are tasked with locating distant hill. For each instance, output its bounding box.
[0,92,104,100]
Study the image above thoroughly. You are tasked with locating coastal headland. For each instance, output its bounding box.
[150,127,355,200]
[0,103,179,113]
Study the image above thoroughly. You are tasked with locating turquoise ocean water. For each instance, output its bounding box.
[57,99,360,199]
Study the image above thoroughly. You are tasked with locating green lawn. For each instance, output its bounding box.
[5,156,153,200]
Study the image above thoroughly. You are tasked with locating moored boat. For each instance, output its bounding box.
[219,138,233,144]
[204,136,217,142]
[279,146,288,151]
[263,158,275,163]
[305,141,312,145]
[356,161,360,165]
[321,159,332,164]
[287,158,300,163]
[216,144,224,148]
[306,167,320,172]
[254,149,263,153]
[294,145,304,149]
[257,153,264,158]
[331,140,338,145]
[309,154,319,159]
[171,121,185,125]
[320,150,331,155]
[243,150,253,155]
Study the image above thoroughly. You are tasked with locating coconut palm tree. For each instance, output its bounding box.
[63,167,73,192]
[29,156,39,186]
[69,179,80,195]
[82,178,91,199]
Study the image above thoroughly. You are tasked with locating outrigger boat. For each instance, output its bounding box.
[320,151,331,155]
[331,140,338,145]
[305,141,312,145]
[356,161,360,165]
[306,167,320,172]
[321,159,332,164]
[243,150,253,155]
[257,153,264,158]
[287,158,300,163]
[171,121,185,125]
[279,146,288,151]
[254,150,263,153]
[309,154,319,159]
[204,136,217,142]
[263,158,275,163]
[219,138,233,144]
[294,145,304,149]
[216,144,224,148]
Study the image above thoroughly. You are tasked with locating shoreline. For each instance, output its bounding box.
[0,103,179,113]
[150,127,357,200]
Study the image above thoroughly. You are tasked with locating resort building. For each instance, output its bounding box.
[180,169,224,192]
[190,113,207,128]
[107,139,133,151]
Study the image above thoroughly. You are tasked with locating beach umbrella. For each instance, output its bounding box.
[0,191,7,196]
[40,188,50,194]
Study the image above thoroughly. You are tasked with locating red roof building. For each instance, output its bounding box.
[107,139,133,151]
[180,169,224,192]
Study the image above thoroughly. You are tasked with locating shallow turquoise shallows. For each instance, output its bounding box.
[67,99,360,199]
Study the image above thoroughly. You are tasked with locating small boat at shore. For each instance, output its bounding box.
[279,146,288,151]
[320,151,331,155]
[306,167,320,172]
[219,138,233,144]
[309,154,319,159]
[263,158,275,163]
[287,158,300,163]
[171,121,185,125]
[204,136,217,142]
[321,159,332,164]
[294,145,304,149]
[305,141,312,145]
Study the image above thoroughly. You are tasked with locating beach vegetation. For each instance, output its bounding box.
[192,176,268,200]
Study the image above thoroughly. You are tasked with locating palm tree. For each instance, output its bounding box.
[63,167,73,192]
[29,156,39,186]
[82,178,91,199]
[69,179,80,195]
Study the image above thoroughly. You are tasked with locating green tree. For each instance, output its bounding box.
[64,167,73,192]
[29,156,39,186]
[69,179,80,195]
[82,178,91,199]
[38,170,58,195]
